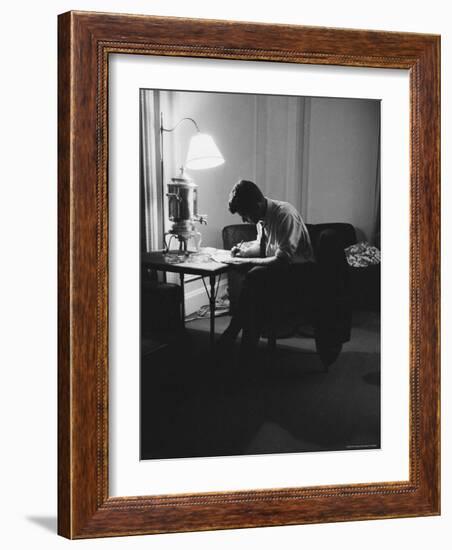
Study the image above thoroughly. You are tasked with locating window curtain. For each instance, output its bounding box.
[139,90,163,252]
[372,116,381,248]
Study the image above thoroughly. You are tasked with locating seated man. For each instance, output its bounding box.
[219,179,314,365]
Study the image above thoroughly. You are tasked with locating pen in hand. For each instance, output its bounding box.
[231,240,244,257]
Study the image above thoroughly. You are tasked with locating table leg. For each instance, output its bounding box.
[209,275,216,349]
[179,273,185,327]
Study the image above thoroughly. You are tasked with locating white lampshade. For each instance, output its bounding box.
[185,133,225,170]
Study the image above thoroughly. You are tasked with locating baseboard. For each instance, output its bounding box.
[184,278,228,317]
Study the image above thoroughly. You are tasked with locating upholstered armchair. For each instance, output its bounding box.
[222,222,355,369]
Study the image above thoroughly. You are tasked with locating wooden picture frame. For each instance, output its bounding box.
[58,11,440,538]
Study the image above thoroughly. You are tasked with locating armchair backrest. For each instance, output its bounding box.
[306,222,357,253]
[222,224,257,250]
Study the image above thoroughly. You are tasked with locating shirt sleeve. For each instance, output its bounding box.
[256,221,263,243]
[274,212,303,262]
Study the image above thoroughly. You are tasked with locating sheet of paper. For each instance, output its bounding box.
[211,250,248,264]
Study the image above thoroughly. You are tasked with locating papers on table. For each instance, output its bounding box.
[161,248,249,267]
[211,250,249,265]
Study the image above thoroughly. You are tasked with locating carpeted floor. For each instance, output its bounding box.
[140,310,380,460]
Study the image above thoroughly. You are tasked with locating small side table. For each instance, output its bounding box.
[141,251,231,348]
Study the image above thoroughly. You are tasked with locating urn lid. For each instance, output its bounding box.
[170,167,197,187]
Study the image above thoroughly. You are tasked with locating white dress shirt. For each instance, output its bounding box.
[256,197,314,263]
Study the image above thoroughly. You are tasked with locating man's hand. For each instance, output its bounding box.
[230,241,260,258]
[231,244,244,257]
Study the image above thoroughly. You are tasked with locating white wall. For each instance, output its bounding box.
[305,97,380,242]
[0,1,449,550]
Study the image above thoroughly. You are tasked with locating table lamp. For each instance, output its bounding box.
[161,117,225,254]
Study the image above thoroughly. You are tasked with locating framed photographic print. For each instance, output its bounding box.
[58,11,440,538]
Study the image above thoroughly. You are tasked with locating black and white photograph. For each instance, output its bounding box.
[2,0,445,546]
[140,89,381,461]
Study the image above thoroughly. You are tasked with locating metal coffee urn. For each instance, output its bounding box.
[164,168,207,254]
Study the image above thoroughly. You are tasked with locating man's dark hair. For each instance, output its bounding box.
[228,180,264,214]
